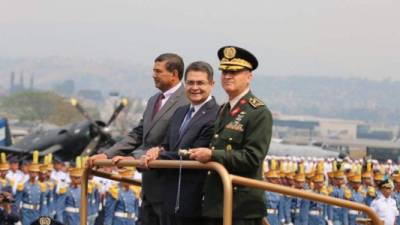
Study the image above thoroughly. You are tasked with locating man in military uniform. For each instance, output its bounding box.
[347,172,364,225]
[5,156,23,195]
[391,174,400,225]
[287,162,308,225]
[328,168,348,225]
[361,161,375,206]
[104,167,139,225]
[56,157,84,225]
[0,153,11,193]
[303,162,329,225]
[15,151,45,225]
[264,159,284,225]
[189,46,273,225]
[371,179,399,225]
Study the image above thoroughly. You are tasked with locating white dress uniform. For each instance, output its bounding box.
[371,196,399,225]
[6,169,24,194]
[50,170,71,184]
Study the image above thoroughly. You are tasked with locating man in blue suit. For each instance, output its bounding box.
[142,61,219,225]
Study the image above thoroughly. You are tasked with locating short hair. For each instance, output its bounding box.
[184,61,214,82]
[154,53,184,80]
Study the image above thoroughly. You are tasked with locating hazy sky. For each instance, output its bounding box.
[1,0,399,79]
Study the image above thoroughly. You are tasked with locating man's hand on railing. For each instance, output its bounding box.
[189,147,212,163]
[87,153,108,168]
[112,156,135,166]
[136,147,163,169]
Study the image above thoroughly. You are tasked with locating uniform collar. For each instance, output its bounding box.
[228,88,249,110]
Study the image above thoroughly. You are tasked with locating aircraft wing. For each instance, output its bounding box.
[39,145,63,156]
[0,146,31,154]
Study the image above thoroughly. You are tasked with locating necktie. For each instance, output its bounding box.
[152,93,165,120]
[179,107,195,135]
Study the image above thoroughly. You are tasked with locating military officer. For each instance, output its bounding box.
[303,163,329,225]
[50,157,70,188]
[287,163,308,225]
[189,46,273,225]
[38,155,56,218]
[392,174,400,225]
[328,166,349,225]
[347,171,364,225]
[56,157,83,225]
[0,153,12,193]
[371,179,399,225]
[104,167,139,225]
[264,160,284,225]
[361,161,376,206]
[15,151,46,225]
[5,156,23,194]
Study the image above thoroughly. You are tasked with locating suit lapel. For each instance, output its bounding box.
[170,105,189,150]
[143,95,158,136]
[145,85,185,138]
[173,98,216,149]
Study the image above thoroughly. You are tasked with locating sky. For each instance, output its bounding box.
[1,0,399,80]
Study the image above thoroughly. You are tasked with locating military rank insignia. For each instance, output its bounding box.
[249,97,264,108]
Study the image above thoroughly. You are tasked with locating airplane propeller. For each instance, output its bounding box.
[70,97,129,156]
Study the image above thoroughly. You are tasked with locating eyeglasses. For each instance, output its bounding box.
[185,80,209,87]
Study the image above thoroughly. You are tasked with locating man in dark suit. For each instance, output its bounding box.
[141,61,219,225]
[88,53,189,225]
[189,46,273,225]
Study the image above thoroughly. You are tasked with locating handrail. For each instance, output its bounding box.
[81,160,383,225]
[81,159,232,225]
[231,175,382,225]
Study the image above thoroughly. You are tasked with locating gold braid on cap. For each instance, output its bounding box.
[219,58,253,70]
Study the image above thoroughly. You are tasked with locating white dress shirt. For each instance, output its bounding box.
[371,196,399,225]
[160,82,182,108]
[190,95,212,117]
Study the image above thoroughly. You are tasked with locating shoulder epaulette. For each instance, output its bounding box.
[248,97,264,108]
[344,187,352,199]
[59,186,68,194]
[367,186,376,197]
[39,182,47,192]
[17,182,24,191]
[359,187,367,197]
[109,185,119,200]
[131,185,141,198]
[328,186,334,195]
[88,182,94,194]
[320,187,329,196]
[47,181,55,190]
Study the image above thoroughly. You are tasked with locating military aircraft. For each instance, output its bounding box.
[268,138,340,158]
[0,98,128,161]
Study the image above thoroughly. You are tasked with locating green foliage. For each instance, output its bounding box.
[0,90,97,125]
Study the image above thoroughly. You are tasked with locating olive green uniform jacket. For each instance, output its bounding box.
[202,91,273,219]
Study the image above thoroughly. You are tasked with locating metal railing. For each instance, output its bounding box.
[80,160,383,225]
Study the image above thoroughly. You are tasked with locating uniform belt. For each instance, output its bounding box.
[22,203,40,210]
[267,209,278,214]
[114,211,136,219]
[65,207,80,213]
[291,208,300,214]
[349,210,360,215]
[309,210,322,216]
